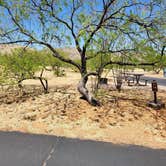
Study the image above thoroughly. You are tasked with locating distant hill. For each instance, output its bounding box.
[0,44,21,54]
[0,45,80,59]
[58,47,80,60]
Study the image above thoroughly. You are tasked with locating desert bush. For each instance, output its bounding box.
[0,49,48,92]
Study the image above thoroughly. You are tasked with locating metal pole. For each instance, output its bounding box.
[154,91,157,103]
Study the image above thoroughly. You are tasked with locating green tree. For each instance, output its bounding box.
[0,0,165,105]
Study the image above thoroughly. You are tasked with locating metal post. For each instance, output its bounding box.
[152,80,158,104]
[147,80,165,109]
[154,91,157,104]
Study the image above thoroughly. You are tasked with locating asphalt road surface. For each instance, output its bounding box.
[0,131,165,166]
[143,76,166,87]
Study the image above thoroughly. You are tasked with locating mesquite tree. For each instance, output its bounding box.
[0,0,165,106]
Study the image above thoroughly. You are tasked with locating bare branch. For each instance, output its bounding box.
[38,42,81,70]
[0,40,31,44]
[0,28,19,38]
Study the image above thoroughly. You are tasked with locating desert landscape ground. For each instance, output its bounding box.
[0,69,165,149]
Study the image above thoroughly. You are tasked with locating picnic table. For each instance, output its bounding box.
[132,73,144,85]
[123,72,147,86]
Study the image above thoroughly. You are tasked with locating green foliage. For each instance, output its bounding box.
[0,0,4,5]
[0,47,76,88]
[0,49,43,85]
[136,45,166,72]
[38,49,68,76]
[0,64,14,85]
[87,51,112,71]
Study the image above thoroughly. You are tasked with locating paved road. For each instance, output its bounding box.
[0,131,165,166]
[143,76,166,87]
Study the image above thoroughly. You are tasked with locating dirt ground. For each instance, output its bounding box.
[0,70,166,149]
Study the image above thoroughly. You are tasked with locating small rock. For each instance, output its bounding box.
[99,122,107,128]
[134,115,139,120]
[31,97,36,100]
[93,108,98,111]
[137,112,143,117]
[152,130,158,135]
[160,132,166,138]
[6,100,13,104]
[23,113,37,121]
[120,112,125,117]
[93,118,100,123]
[109,121,117,126]
[128,118,133,121]
[61,113,67,116]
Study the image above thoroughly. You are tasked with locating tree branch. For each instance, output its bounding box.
[99,60,155,71]
[1,4,81,71]
[83,0,116,53]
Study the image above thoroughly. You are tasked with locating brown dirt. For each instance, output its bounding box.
[0,70,165,149]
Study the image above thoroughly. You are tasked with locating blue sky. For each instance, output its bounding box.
[0,0,164,50]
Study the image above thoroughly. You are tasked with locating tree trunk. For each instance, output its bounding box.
[77,72,100,106]
[95,67,103,91]
[39,77,48,93]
